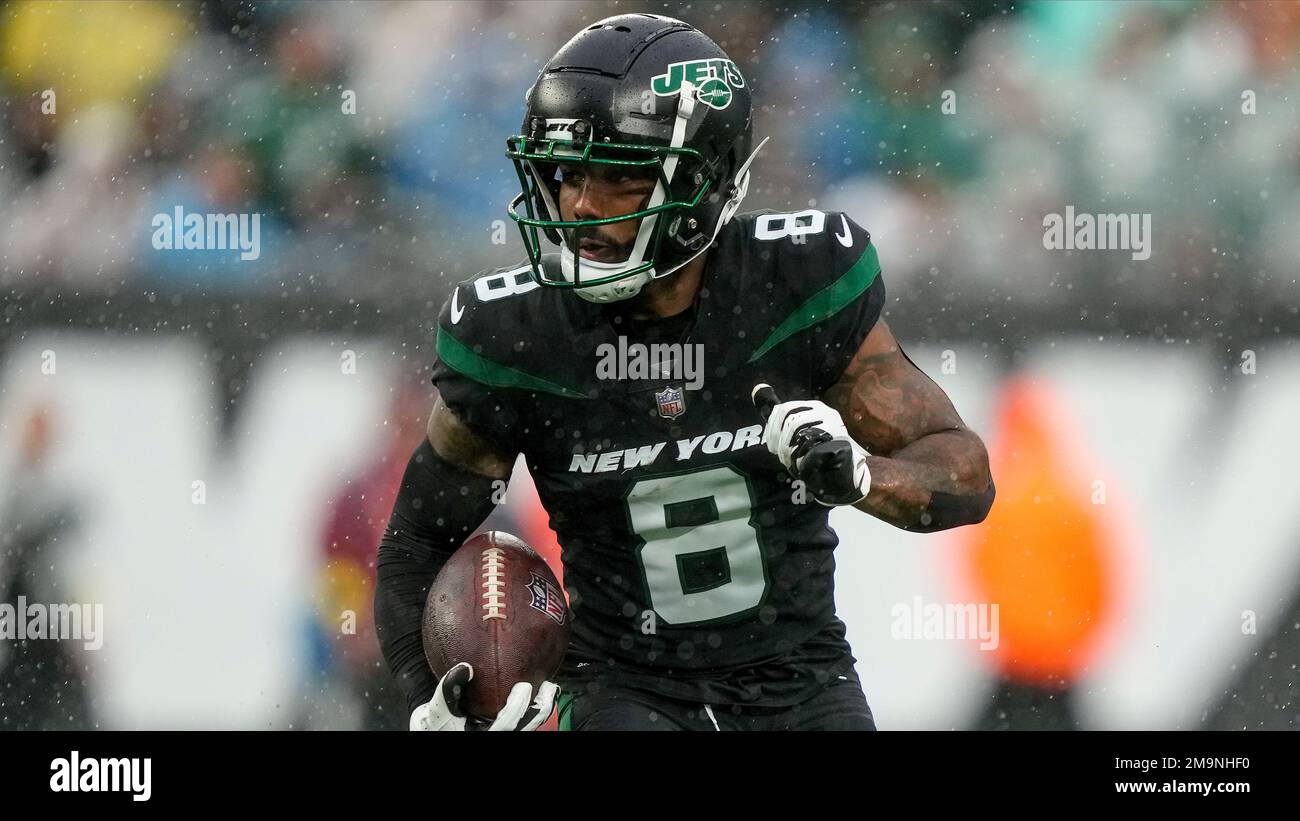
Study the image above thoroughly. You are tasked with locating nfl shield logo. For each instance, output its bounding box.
[656,386,685,420]
[526,573,567,625]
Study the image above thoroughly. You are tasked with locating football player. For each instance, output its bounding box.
[375,14,994,731]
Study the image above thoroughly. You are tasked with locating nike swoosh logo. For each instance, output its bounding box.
[835,214,853,247]
[450,288,465,324]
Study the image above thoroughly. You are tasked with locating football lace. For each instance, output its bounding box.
[480,547,507,621]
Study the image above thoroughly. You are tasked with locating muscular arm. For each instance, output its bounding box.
[822,319,994,532]
[373,396,516,713]
[424,395,516,480]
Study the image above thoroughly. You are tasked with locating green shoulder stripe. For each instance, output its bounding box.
[436,327,588,399]
[747,243,881,364]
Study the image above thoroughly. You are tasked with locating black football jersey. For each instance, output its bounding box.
[430,209,886,706]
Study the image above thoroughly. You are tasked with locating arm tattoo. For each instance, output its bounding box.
[824,321,994,531]
[427,395,516,479]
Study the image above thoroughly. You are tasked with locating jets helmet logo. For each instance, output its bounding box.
[651,58,745,110]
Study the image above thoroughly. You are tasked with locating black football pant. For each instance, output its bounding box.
[558,673,876,731]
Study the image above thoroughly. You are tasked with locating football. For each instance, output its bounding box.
[421,531,570,720]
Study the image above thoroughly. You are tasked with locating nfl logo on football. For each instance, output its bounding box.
[656,386,685,420]
[526,573,567,626]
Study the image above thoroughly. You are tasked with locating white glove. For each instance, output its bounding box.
[410,662,559,732]
[761,398,871,506]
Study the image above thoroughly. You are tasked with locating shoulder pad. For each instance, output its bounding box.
[440,260,540,337]
[434,257,593,400]
[735,208,879,300]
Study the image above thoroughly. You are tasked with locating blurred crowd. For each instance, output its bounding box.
[0,0,1298,311]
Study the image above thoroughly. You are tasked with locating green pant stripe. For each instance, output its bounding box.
[556,691,575,732]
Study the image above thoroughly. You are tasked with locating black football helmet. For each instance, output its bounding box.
[506,13,765,302]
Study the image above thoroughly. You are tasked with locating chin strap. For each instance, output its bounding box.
[643,134,771,285]
[718,135,769,228]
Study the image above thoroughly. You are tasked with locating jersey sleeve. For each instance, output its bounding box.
[805,213,886,393]
[746,210,886,394]
[428,280,525,457]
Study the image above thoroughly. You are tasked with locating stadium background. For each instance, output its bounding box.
[0,0,1297,729]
